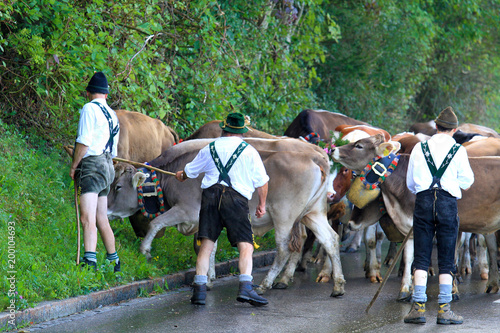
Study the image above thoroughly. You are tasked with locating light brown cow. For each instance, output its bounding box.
[115,109,179,163]
[463,137,500,157]
[333,135,500,300]
[185,120,277,140]
[108,138,346,297]
[336,124,391,142]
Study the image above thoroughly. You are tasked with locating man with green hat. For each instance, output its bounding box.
[404,106,474,325]
[70,71,121,273]
[175,112,269,306]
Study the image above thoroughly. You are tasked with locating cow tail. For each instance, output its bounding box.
[287,151,329,253]
[169,126,180,144]
[288,216,306,252]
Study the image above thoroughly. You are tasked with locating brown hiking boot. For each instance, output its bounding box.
[403,302,426,324]
[437,303,463,325]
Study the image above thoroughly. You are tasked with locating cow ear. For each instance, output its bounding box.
[376,141,401,156]
[132,172,149,188]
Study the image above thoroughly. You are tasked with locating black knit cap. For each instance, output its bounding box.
[435,106,458,129]
[86,71,109,94]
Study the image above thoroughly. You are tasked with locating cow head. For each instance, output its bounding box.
[331,134,401,174]
[328,167,354,204]
[107,163,149,220]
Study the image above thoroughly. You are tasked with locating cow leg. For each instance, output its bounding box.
[139,206,195,257]
[297,229,316,272]
[397,238,414,302]
[384,241,398,266]
[345,230,362,253]
[274,223,307,288]
[274,251,302,289]
[484,233,499,293]
[364,224,382,283]
[302,213,345,297]
[477,234,489,280]
[460,232,473,276]
[256,230,292,294]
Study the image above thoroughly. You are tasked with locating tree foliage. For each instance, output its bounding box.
[0,0,499,142]
[0,0,337,142]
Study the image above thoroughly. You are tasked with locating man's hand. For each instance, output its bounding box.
[175,170,187,182]
[255,182,268,218]
[255,204,266,218]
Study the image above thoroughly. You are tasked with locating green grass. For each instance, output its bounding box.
[0,120,275,311]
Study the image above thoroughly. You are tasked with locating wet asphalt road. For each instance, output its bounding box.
[28,241,500,333]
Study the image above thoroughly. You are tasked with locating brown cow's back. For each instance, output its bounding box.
[284,109,368,140]
[185,120,277,140]
[115,110,178,163]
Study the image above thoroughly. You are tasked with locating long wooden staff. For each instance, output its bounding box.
[74,182,81,265]
[63,146,177,176]
[365,226,413,313]
[112,157,176,176]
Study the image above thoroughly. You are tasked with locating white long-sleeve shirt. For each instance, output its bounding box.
[406,133,474,199]
[184,137,269,200]
[76,98,119,158]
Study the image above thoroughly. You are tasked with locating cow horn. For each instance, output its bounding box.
[132,172,149,188]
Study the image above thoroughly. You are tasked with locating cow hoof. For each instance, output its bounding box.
[485,285,499,294]
[316,275,331,283]
[345,247,358,253]
[397,292,412,302]
[384,258,394,267]
[452,293,460,301]
[295,266,306,272]
[480,273,489,280]
[330,290,344,298]
[254,285,266,295]
[272,282,289,290]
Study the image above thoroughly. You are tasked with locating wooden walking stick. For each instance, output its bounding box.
[112,157,176,176]
[74,182,81,265]
[63,146,177,177]
[365,227,413,313]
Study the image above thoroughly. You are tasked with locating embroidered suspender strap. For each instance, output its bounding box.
[421,141,461,189]
[92,101,120,154]
[209,141,248,187]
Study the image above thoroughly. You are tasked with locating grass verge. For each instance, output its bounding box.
[0,120,275,312]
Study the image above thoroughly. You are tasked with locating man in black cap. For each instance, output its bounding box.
[70,71,121,272]
[175,112,269,306]
[404,106,474,325]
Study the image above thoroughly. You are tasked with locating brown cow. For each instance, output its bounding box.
[115,109,178,163]
[463,137,500,157]
[115,110,179,239]
[410,120,499,139]
[333,135,500,300]
[284,109,368,140]
[185,120,277,140]
[336,124,391,142]
[107,138,346,297]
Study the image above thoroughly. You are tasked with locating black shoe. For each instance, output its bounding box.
[237,281,268,307]
[191,283,207,305]
[81,258,97,271]
[113,260,121,273]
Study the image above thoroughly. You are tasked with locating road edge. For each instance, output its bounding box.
[1,251,276,331]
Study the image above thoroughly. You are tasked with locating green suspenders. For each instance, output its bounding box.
[209,141,248,187]
[421,141,461,189]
